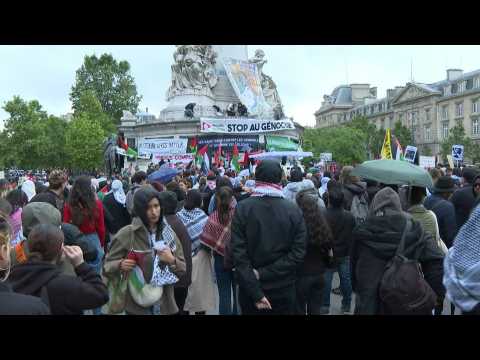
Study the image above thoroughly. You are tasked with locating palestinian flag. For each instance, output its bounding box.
[231,144,240,172]
[189,137,197,154]
[126,147,138,158]
[394,137,404,161]
[197,145,208,165]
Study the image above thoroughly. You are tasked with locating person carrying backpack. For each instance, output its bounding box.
[339,166,369,224]
[350,187,445,315]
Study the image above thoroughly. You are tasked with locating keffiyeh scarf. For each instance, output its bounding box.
[200,204,236,257]
[150,219,179,287]
[443,206,480,311]
[251,181,284,198]
[110,180,126,206]
[177,207,208,255]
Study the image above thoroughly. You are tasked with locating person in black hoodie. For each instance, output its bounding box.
[322,183,356,314]
[295,191,333,315]
[350,187,445,315]
[231,160,307,315]
[158,191,192,315]
[340,166,369,211]
[0,214,50,315]
[9,223,109,315]
[103,179,132,239]
[450,167,478,231]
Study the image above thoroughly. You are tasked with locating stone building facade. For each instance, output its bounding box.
[315,69,480,156]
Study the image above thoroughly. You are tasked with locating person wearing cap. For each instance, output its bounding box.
[449,168,479,231]
[424,176,458,249]
[231,160,307,314]
[30,170,68,214]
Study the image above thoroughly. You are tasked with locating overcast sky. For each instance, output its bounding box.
[1,45,480,129]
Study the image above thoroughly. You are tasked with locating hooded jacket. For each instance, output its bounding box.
[283,180,326,208]
[424,194,457,248]
[103,188,186,315]
[9,261,109,315]
[342,181,368,211]
[449,176,477,231]
[0,281,50,315]
[351,189,445,315]
[103,192,132,235]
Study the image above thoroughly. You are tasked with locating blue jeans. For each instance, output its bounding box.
[84,233,105,315]
[322,256,352,309]
[214,253,238,315]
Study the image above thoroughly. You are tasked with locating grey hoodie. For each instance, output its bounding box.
[283,179,325,208]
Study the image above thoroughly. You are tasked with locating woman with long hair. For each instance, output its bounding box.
[63,176,105,280]
[295,191,333,315]
[103,187,186,315]
[6,189,28,246]
[200,186,238,315]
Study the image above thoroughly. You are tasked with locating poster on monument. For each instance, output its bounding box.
[200,117,295,134]
[222,58,271,116]
[137,138,188,158]
[197,135,260,152]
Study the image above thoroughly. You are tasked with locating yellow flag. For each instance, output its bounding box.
[381,128,393,160]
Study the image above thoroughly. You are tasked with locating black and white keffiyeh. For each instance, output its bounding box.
[150,219,179,287]
[177,207,208,255]
[251,181,284,198]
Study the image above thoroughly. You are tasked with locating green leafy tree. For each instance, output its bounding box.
[74,90,116,134]
[70,53,142,125]
[440,123,480,164]
[65,114,105,171]
[346,116,377,159]
[303,126,367,165]
[1,96,68,169]
[391,121,413,148]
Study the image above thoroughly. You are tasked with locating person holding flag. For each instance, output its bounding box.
[231,144,241,173]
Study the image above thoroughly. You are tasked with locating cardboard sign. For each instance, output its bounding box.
[419,155,436,169]
[320,153,333,162]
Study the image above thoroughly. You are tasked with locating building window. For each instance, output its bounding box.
[425,109,430,122]
[473,118,480,135]
[380,118,385,129]
[473,99,480,114]
[444,86,450,96]
[442,121,449,139]
[424,124,432,141]
[475,77,480,89]
[455,102,464,117]
[458,81,466,93]
[398,113,404,123]
[442,105,448,120]
[451,83,458,94]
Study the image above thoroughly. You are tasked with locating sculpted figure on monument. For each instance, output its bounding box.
[249,49,284,119]
[167,45,218,98]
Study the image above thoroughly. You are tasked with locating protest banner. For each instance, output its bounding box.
[404,145,417,163]
[200,117,295,134]
[137,138,188,158]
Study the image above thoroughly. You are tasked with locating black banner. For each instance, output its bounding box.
[196,135,260,152]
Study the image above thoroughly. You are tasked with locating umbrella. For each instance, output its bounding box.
[351,159,433,188]
[147,167,179,184]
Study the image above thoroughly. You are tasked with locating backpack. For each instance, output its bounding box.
[350,193,369,224]
[378,219,437,315]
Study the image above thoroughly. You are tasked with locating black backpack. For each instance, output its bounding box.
[378,219,437,315]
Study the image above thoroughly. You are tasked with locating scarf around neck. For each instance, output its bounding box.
[251,181,284,198]
[177,207,208,255]
[109,180,126,206]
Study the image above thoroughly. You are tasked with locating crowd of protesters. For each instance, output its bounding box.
[1,159,480,316]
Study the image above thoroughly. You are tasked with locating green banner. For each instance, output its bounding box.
[266,136,299,151]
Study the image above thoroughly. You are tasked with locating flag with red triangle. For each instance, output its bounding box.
[231,144,240,172]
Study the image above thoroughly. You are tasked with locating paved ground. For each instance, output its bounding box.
[205,271,460,315]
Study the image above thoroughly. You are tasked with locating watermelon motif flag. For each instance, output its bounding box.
[231,144,240,172]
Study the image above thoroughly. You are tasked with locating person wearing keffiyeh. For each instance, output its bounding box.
[200,186,238,315]
[443,205,480,314]
[177,190,215,314]
[231,160,307,315]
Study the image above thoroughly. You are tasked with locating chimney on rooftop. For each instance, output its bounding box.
[447,69,463,81]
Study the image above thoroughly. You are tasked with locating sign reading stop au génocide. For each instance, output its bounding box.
[200,117,295,134]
